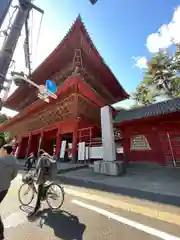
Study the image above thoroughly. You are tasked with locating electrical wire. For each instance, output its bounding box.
[1,59,16,102]
[9,59,16,71]
[24,12,31,74]
[6,5,18,30]
[30,9,33,61]
[34,12,44,64]
[0,4,18,43]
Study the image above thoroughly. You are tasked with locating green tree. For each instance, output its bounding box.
[0,114,10,147]
[133,51,180,107]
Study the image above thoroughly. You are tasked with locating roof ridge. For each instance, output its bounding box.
[114,96,180,124]
[77,17,128,98]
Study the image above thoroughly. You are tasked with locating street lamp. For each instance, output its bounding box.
[10,72,57,103]
[89,0,98,4]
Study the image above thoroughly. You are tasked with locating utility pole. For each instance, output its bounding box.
[0,0,43,111]
[0,0,12,29]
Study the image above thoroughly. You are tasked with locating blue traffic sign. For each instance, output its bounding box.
[46,80,57,93]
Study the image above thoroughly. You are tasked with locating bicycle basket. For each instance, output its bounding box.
[22,174,33,184]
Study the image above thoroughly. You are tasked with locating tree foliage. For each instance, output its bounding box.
[133,48,180,107]
[0,113,11,147]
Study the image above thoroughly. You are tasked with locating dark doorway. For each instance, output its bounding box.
[18,137,29,159]
[29,134,41,158]
[42,129,57,156]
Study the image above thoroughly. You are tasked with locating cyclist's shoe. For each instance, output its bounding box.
[27,205,40,218]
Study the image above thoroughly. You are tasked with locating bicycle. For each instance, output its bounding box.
[18,172,65,210]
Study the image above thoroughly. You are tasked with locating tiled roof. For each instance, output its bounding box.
[5,15,128,110]
[114,97,180,123]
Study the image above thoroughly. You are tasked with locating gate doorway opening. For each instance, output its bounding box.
[18,137,29,159]
[41,129,57,156]
[29,134,41,158]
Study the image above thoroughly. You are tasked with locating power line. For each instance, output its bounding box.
[30,8,33,61]
[24,11,32,76]
[0,4,18,45]
[33,11,43,66]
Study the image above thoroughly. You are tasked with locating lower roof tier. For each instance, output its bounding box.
[0,76,107,136]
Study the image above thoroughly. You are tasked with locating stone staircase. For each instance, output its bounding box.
[167,159,180,168]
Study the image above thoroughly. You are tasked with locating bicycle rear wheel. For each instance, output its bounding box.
[18,183,35,206]
[46,183,64,210]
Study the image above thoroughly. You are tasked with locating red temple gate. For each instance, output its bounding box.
[0,17,128,162]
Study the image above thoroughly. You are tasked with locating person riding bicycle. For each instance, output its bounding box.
[28,149,57,218]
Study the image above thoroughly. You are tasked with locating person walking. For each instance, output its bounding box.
[0,144,18,239]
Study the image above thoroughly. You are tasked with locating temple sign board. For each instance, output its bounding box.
[46,80,57,93]
[38,80,57,102]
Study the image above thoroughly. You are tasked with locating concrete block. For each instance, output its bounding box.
[93,161,126,176]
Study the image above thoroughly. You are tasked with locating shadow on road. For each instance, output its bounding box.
[37,209,86,240]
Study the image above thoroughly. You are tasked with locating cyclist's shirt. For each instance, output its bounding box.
[36,154,57,184]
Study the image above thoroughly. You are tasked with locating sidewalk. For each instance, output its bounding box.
[57,164,180,206]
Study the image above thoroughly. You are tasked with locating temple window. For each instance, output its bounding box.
[130,135,151,151]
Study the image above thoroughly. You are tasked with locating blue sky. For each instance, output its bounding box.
[36,0,180,92]
[1,0,180,115]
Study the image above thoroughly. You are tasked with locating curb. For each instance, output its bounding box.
[57,175,180,207]
[57,165,88,174]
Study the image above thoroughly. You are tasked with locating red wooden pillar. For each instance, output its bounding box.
[152,128,166,165]
[55,128,61,157]
[72,121,79,163]
[26,133,32,157]
[38,130,44,155]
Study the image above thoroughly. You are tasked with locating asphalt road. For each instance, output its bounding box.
[0,174,180,240]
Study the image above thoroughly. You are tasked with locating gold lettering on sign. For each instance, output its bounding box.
[131,135,151,151]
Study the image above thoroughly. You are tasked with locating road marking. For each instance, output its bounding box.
[65,188,180,225]
[72,199,180,240]
[8,175,180,226]
[3,211,27,229]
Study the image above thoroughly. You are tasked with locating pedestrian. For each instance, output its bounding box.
[24,152,34,171]
[11,136,18,156]
[0,144,18,239]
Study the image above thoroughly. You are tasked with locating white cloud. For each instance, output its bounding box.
[133,56,147,69]
[112,99,135,110]
[146,6,180,53]
[1,107,18,117]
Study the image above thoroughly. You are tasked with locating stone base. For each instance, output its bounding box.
[93,161,126,176]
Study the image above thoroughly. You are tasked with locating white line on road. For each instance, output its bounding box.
[72,199,180,240]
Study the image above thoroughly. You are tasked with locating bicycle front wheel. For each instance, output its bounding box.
[46,183,64,210]
[18,183,35,206]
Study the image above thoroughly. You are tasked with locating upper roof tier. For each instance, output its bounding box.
[5,16,129,111]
